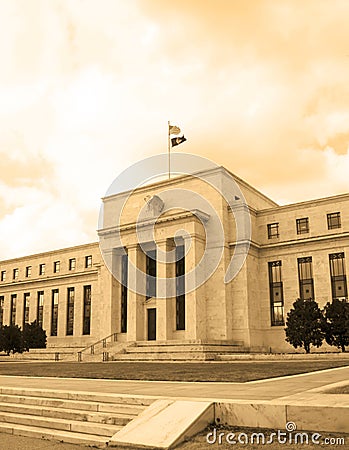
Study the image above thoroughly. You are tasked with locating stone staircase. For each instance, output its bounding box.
[109,340,246,361]
[0,386,153,447]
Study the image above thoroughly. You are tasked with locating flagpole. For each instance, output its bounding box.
[168,120,171,180]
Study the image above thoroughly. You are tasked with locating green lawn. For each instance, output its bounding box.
[0,359,347,382]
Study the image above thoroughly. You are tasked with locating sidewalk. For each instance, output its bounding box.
[0,365,348,401]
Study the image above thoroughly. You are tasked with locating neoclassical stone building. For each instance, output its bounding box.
[0,166,348,356]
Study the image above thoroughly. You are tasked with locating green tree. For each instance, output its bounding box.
[23,321,47,350]
[323,299,349,352]
[0,325,24,355]
[285,298,324,353]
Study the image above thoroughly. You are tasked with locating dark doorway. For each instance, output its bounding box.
[147,308,156,341]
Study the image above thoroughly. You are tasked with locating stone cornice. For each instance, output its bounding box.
[229,232,349,251]
[257,193,349,215]
[99,209,210,236]
[0,269,99,289]
[0,242,99,265]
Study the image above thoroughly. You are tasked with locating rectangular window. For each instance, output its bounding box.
[0,296,4,326]
[296,218,309,234]
[25,266,32,277]
[298,257,314,300]
[85,255,92,268]
[121,254,128,333]
[176,245,185,330]
[69,258,76,271]
[146,250,156,300]
[53,261,60,273]
[1,271,6,282]
[329,253,348,300]
[13,268,19,280]
[268,261,284,326]
[39,264,45,276]
[83,285,91,335]
[267,223,279,239]
[23,293,30,328]
[327,212,341,230]
[37,291,44,327]
[51,289,59,337]
[10,294,17,326]
[66,287,75,335]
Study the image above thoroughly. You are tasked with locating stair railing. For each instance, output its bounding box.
[77,332,118,362]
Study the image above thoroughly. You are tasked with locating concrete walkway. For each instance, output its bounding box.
[0,365,348,401]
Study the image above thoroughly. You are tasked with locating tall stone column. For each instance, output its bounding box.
[42,290,51,336]
[184,235,206,341]
[127,244,146,341]
[28,291,37,324]
[73,285,83,338]
[156,239,175,341]
[16,294,24,329]
[57,287,67,338]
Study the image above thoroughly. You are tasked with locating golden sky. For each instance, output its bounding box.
[1,0,349,259]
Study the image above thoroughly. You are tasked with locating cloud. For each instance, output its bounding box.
[0,0,349,258]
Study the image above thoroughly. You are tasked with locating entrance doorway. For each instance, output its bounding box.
[147,308,156,341]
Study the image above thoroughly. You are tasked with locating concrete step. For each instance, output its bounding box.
[0,422,110,447]
[133,339,244,347]
[111,352,216,361]
[0,410,121,436]
[0,387,155,447]
[12,352,76,361]
[0,393,146,416]
[0,402,135,425]
[125,345,244,354]
[0,387,154,406]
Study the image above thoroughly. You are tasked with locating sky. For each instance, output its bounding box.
[1,0,349,259]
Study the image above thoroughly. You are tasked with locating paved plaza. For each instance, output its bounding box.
[0,365,347,402]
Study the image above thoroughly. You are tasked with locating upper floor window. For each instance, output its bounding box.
[53,261,60,273]
[327,212,341,230]
[85,255,92,268]
[13,268,19,280]
[1,271,6,282]
[69,258,76,271]
[267,223,279,239]
[25,266,32,277]
[296,217,309,235]
[39,264,45,275]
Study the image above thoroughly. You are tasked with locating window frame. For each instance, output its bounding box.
[327,212,341,230]
[268,260,285,326]
[53,261,60,273]
[39,264,45,276]
[69,258,76,271]
[267,222,279,239]
[329,252,348,300]
[25,266,32,278]
[296,217,309,235]
[297,256,314,300]
[85,255,92,269]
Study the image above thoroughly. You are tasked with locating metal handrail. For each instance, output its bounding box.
[77,332,118,361]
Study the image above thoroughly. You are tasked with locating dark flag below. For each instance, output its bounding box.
[171,135,187,147]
